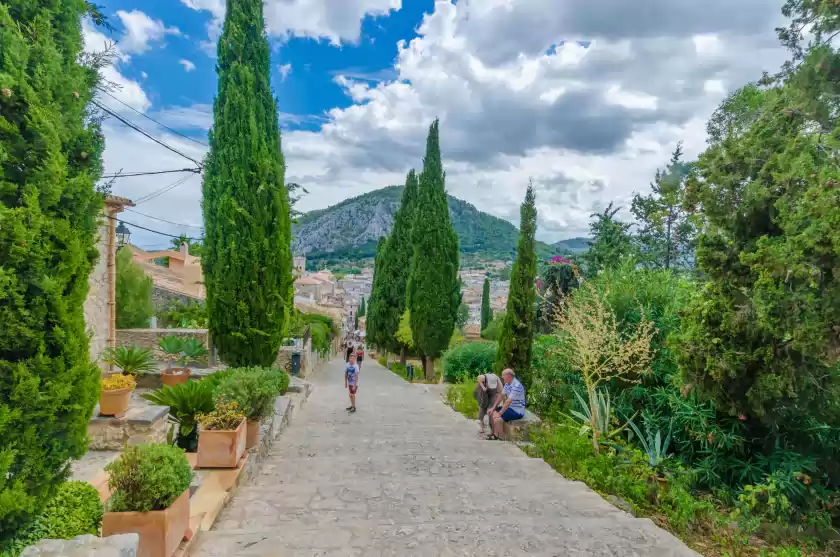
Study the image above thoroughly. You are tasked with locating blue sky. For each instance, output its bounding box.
[85,0,789,249]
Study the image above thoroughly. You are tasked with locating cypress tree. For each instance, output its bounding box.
[480,277,492,332]
[201,0,292,366]
[495,185,538,386]
[0,0,104,539]
[366,237,387,349]
[358,296,365,318]
[408,120,461,380]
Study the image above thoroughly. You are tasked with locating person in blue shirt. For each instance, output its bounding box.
[486,368,526,440]
[344,354,360,413]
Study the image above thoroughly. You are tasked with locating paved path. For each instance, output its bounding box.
[190,356,697,556]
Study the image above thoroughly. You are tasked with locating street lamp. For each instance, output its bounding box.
[116,222,131,250]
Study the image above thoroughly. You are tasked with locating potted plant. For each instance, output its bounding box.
[142,381,215,452]
[179,339,208,372]
[159,336,188,386]
[196,401,246,468]
[214,368,278,449]
[99,373,137,417]
[102,443,193,557]
[103,345,157,376]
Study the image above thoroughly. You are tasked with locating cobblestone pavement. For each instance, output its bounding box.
[190,356,698,557]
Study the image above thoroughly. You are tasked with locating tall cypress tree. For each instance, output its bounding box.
[408,120,461,380]
[375,170,420,363]
[480,277,492,332]
[358,296,366,318]
[0,0,104,538]
[366,237,388,350]
[495,185,538,386]
[202,0,292,366]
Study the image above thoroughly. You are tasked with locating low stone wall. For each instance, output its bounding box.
[21,534,138,557]
[116,328,209,359]
[152,285,203,313]
[276,337,315,378]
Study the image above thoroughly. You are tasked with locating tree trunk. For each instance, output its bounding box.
[399,346,407,366]
[425,357,436,382]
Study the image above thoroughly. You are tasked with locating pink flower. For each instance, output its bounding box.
[738,414,746,421]
[537,279,543,290]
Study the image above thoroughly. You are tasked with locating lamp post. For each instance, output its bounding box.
[115,222,130,250]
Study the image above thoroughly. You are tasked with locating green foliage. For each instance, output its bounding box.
[456,302,469,330]
[495,185,538,382]
[178,339,208,368]
[2,481,103,557]
[396,310,414,348]
[365,237,389,348]
[627,419,672,473]
[442,341,497,383]
[169,235,203,258]
[198,401,245,431]
[358,296,365,318]
[106,444,193,513]
[102,346,157,375]
[214,367,280,420]
[536,261,579,333]
[527,335,580,419]
[564,388,633,443]
[159,336,184,358]
[201,0,292,367]
[480,277,492,332]
[158,300,208,329]
[443,380,479,419]
[409,120,461,373]
[480,312,505,341]
[630,143,697,271]
[0,0,105,538]
[580,203,636,278]
[141,381,214,450]
[116,247,154,328]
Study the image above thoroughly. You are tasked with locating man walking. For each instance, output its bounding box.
[355,342,365,369]
[345,354,360,413]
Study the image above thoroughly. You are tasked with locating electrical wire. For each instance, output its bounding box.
[133,174,194,205]
[101,168,202,179]
[124,208,204,230]
[97,89,210,148]
[105,214,202,242]
[92,99,204,167]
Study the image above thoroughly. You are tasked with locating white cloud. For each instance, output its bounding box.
[179,59,197,72]
[116,10,180,54]
[141,71,148,80]
[278,63,292,80]
[82,20,150,112]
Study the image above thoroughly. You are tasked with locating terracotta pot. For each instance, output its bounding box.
[197,419,246,468]
[245,419,261,449]
[102,489,189,557]
[161,368,191,387]
[99,388,132,418]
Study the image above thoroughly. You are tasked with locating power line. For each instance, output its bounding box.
[92,99,204,168]
[97,89,210,149]
[106,214,202,242]
[133,174,194,205]
[102,168,202,179]
[125,208,204,230]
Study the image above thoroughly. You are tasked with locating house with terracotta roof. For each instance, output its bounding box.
[131,243,205,303]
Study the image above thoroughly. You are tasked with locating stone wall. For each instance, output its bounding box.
[116,328,209,359]
[152,284,203,313]
[21,534,138,557]
[83,210,113,369]
[276,336,315,378]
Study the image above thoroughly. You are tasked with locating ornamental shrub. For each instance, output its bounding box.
[0,0,105,539]
[105,444,193,513]
[115,247,154,328]
[101,374,137,392]
[198,401,245,431]
[2,481,103,557]
[442,342,497,383]
[214,369,277,421]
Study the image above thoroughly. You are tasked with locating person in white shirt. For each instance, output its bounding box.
[474,373,500,435]
[486,369,526,440]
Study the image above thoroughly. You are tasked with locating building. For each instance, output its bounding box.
[132,243,206,303]
[293,255,306,277]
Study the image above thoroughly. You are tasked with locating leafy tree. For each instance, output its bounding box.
[408,120,461,380]
[581,203,635,278]
[0,0,105,540]
[396,310,414,349]
[358,296,365,318]
[481,312,506,341]
[480,277,492,332]
[365,237,388,349]
[630,143,697,270]
[169,235,203,258]
[456,302,469,330]
[495,185,538,385]
[536,257,579,333]
[116,248,154,328]
[201,0,292,366]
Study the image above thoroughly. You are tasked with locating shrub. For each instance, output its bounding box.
[2,481,103,557]
[141,381,214,451]
[480,312,505,341]
[442,380,479,419]
[105,444,193,513]
[214,369,277,421]
[116,247,154,328]
[266,367,291,395]
[158,301,208,329]
[198,401,245,431]
[101,374,137,391]
[442,341,497,383]
[178,339,208,368]
[102,346,157,375]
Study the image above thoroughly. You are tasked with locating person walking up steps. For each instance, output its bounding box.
[355,343,365,369]
[345,354,360,413]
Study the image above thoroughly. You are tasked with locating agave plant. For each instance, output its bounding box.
[564,388,635,443]
[102,345,157,375]
[158,336,184,371]
[178,339,208,370]
[142,380,214,450]
[627,419,673,473]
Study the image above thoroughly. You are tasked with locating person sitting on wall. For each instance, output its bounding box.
[485,368,526,440]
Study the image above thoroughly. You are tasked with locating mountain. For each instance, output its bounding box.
[292,186,554,268]
[553,237,590,253]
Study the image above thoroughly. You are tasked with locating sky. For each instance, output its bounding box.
[85,0,790,249]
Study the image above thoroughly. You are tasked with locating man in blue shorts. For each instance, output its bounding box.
[486,368,525,440]
[344,354,360,413]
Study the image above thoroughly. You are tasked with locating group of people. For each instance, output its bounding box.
[474,368,526,440]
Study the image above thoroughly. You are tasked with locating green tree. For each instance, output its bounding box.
[495,185,538,385]
[365,237,388,349]
[116,248,154,328]
[630,143,696,270]
[408,120,461,380]
[456,302,469,330]
[581,203,635,278]
[0,0,105,540]
[169,235,203,258]
[481,312,506,341]
[480,277,492,332]
[358,296,365,318]
[201,0,292,366]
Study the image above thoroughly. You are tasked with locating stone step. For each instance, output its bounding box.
[87,389,169,451]
[192,516,696,557]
